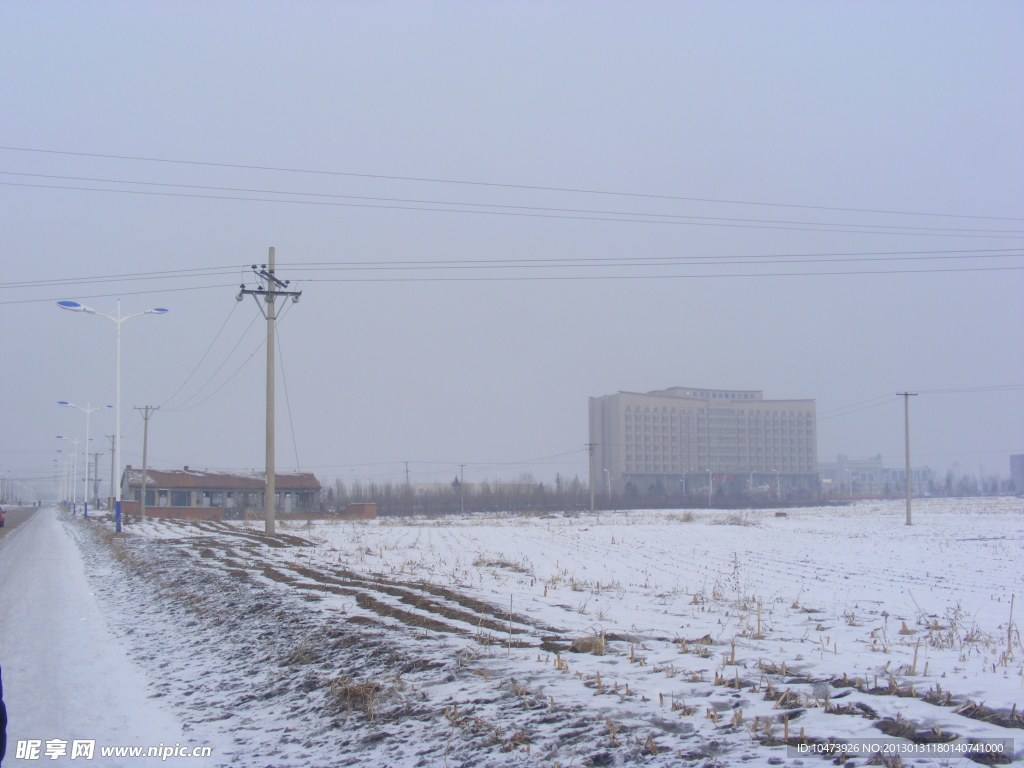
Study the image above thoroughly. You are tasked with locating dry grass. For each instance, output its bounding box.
[570,634,606,655]
[328,675,382,718]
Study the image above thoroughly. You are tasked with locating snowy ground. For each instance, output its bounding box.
[1,498,1022,767]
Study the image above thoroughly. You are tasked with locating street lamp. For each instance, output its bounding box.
[56,436,81,510]
[58,401,112,517]
[55,451,72,502]
[57,300,168,532]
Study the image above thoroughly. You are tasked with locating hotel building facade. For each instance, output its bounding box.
[589,386,818,497]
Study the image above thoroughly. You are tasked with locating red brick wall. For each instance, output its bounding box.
[121,501,222,521]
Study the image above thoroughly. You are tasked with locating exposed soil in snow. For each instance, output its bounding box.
[62,498,1024,767]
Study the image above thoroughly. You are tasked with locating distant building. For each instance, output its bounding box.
[589,386,817,497]
[1011,454,1024,493]
[818,455,933,497]
[121,465,322,519]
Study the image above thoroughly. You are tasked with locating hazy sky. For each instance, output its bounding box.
[2,1,1022,498]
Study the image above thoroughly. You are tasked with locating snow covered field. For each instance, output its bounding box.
[2,498,1022,767]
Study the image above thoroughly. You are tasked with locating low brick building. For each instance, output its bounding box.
[121,465,322,520]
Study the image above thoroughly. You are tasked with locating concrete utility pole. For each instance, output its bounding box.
[459,464,465,515]
[898,393,918,525]
[90,452,102,507]
[586,443,596,513]
[134,405,158,519]
[238,247,302,535]
[106,435,116,512]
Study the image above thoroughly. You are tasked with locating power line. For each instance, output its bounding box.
[274,313,302,472]
[5,180,1022,239]
[817,384,1024,422]
[0,264,242,289]
[3,170,1021,236]
[2,144,1020,221]
[0,282,237,306]
[816,394,895,420]
[163,319,264,414]
[2,263,1022,308]
[917,384,1024,395]
[295,265,1024,282]
[158,301,243,412]
[292,252,1022,274]
[2,249,1020,293]
[287,247,1023,269]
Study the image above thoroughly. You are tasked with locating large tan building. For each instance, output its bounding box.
[589,386,817,498]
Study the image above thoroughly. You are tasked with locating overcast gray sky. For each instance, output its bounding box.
[2,1,1022,498]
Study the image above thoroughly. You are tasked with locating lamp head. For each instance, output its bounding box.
[147,307,169,315]
[57,300,96,314]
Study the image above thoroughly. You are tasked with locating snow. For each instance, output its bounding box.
[0,509,195,766]
[1,499,1021,767]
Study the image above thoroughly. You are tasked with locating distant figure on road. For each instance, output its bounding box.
[0,664,7,765]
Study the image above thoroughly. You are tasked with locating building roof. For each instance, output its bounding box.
[122,466,321,491]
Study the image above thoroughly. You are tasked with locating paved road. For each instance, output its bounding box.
[0,505,40,543]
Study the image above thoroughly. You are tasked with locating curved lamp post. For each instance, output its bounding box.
[57,300,168,532]
[58,401,112,516]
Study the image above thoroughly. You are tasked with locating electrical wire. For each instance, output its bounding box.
[3,170,1021,236]
[816,394,895,418]
[917,384,1024,395]
[292,252,1023,273]
[163,313,263,413]
[3,249,1020,295]
[275,308,302,472]
[3,261,1020,307]
[158,301,241,411]
[2,145,1020,221]
[0,265,244,290]
[295,264,1024,282]
[5,179,1023,239]
[286,248,1022,270]
[0,282,237,307]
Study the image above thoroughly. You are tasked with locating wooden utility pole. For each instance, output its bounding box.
[238,247,302,534]
[898,393,918,525]
[134,405,158,519]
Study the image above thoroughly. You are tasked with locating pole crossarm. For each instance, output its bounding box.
[237,264,302,309]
